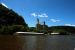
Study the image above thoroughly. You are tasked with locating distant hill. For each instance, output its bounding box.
[49,26,75,34]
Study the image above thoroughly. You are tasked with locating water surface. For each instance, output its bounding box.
[21,35,75,50]
[0,35,75,50]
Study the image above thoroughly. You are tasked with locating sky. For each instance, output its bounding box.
[0,0,75,27]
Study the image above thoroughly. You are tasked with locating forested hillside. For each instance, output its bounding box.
[0,3,28,34]
[49,26,75,35]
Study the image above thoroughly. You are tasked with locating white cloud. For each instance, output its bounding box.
[31,13,48,18]
[31,13,37,17]
[50,19,60,22]
[65,24,75,26]
[1,3,8,8]
[38,13,48,18]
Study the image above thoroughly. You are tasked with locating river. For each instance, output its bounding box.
[0,35,75,50]
[20,35,75,50]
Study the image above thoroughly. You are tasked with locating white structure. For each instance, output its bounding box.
[15,32,44,35]
[51,33,60,35]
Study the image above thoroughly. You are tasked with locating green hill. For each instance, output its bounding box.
[0,3,28,35]
[49,26,75,35]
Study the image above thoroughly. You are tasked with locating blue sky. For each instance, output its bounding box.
[1,0,75,27]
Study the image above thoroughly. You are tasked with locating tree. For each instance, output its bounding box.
[0,3,29,35]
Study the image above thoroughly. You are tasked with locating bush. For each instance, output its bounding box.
[0,25,28,35]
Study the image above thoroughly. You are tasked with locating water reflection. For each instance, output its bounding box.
[21,35,75,50]
[0,35,75,50]
[22,36,37,50]
[0,35,23,50]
